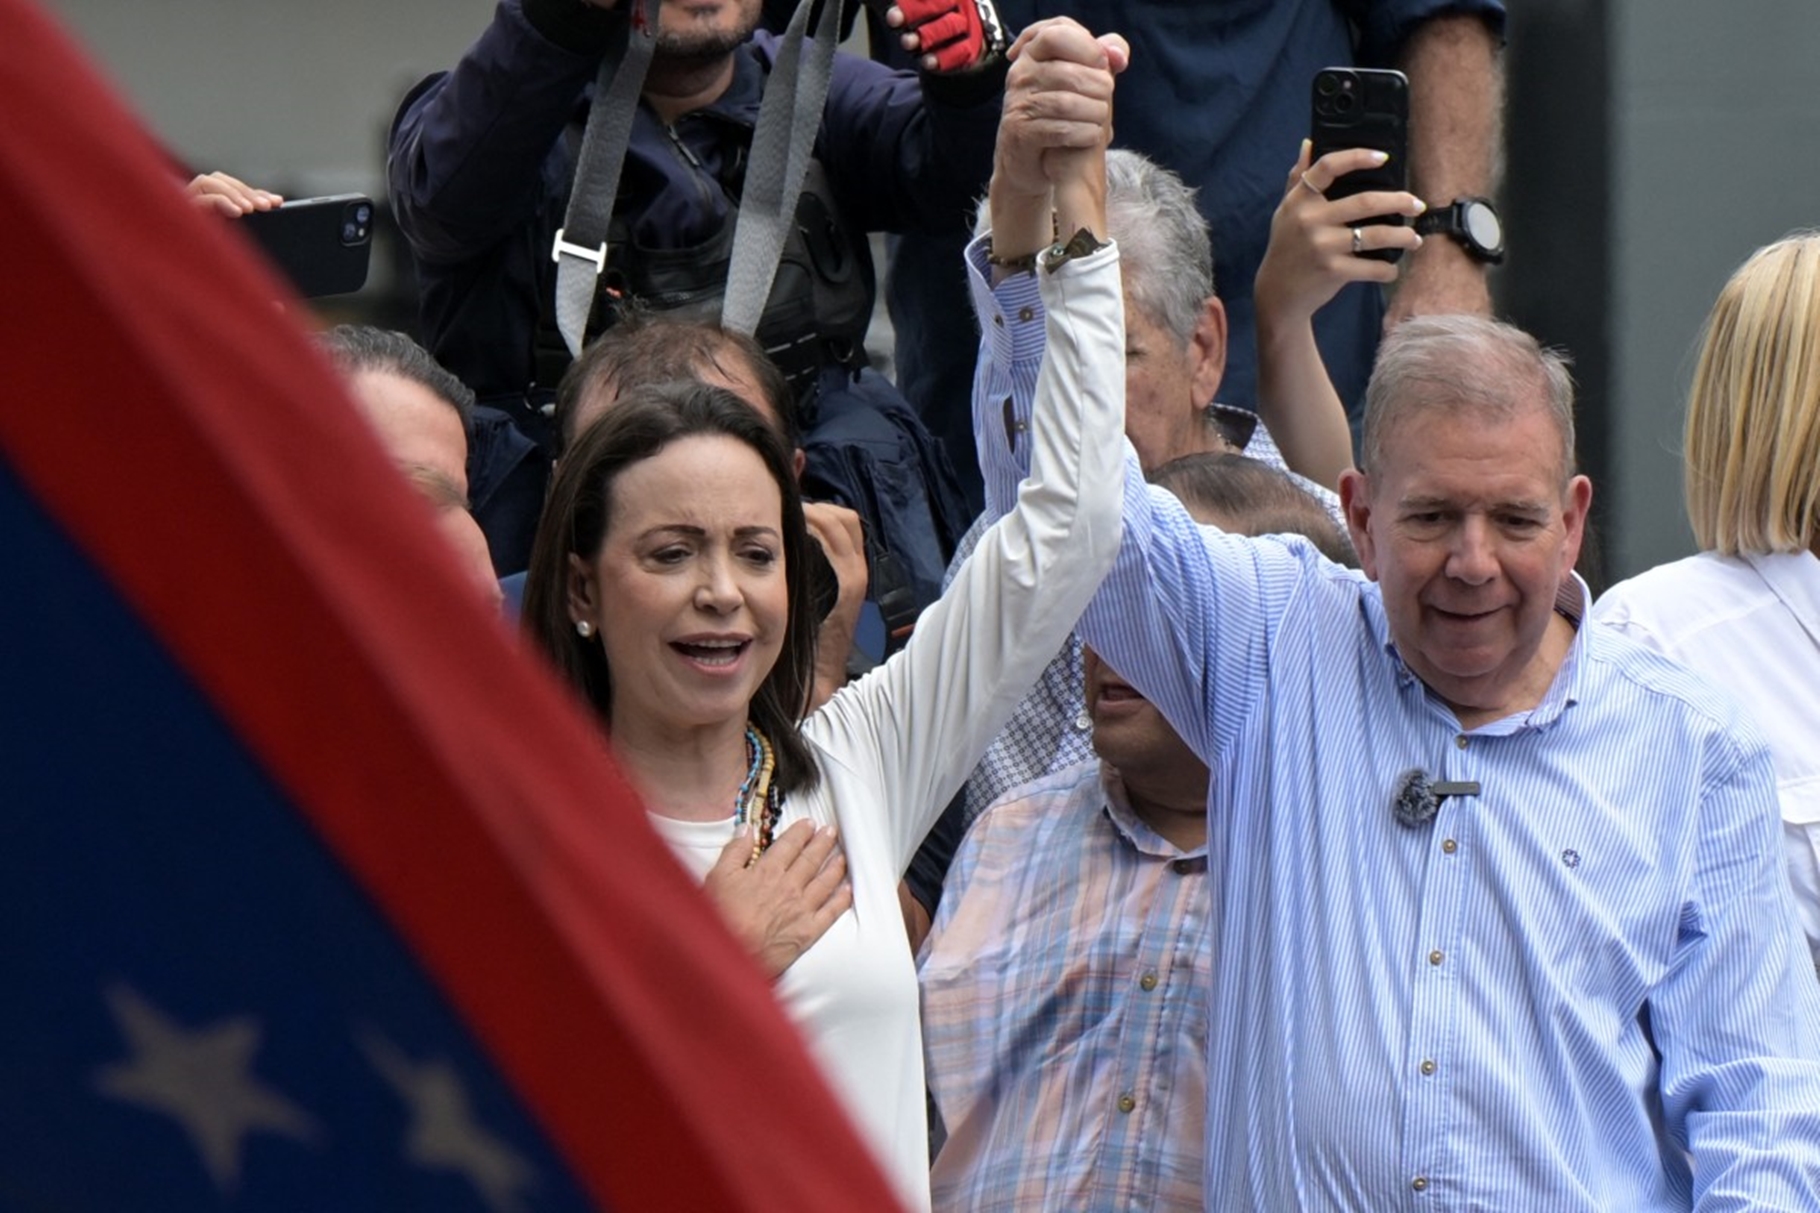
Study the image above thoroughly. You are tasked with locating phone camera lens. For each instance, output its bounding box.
[355,204,373,225]
[341,220,360,242]
[1316,74,1339,97]
[1333,92,1357,115]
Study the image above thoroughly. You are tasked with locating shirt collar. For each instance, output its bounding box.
[1743,549,1820,648]
[1525,574,1589,728]
[1099,764,1207,861]
[1205,402,1259,451]
[1370,573,1591,732]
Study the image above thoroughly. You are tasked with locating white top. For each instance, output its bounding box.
[1593,549,1820,973]
[649,244,1126,1210]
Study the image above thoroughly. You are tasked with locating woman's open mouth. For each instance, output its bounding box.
[671,638,750,668]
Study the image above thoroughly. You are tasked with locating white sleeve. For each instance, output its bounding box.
[806,244,1127,873]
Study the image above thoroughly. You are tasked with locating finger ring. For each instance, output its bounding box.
[1299,172,1323,197]
[1350,225,1366,256]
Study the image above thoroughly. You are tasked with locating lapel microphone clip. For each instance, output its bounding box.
[1392,768,1482,829]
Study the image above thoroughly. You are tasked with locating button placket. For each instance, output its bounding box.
[1400,733,1475,1207]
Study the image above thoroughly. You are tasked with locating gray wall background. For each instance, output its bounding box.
[1501,0,1820,583]
[44,0,494,194]
[43,0,1820,582]
[1603,2,1820,578]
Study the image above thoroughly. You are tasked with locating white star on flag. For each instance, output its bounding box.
[93,982,319,1190]
[360,1028,538,1213]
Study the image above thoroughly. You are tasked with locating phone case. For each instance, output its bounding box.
[1309,68,1409,263]
[240,194,374,298]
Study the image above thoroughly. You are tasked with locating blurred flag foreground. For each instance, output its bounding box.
[0,2,902,1209]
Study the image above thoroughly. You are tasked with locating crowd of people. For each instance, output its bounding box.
[191,0,1820,1207]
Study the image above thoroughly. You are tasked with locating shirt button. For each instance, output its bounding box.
[1412,1176,1429,1192]
[992,313,1004,327]
[1117,1093,1136,1114]
[1139,972,1159,992]
[1420,1058,1437,1076]
[1455,734,1469,749]
[1172,859,1193,875]
[1442,838,1458,854]
[1428,949,1445,966]
[1073,712,1091,732]
[1017,305,1035,323]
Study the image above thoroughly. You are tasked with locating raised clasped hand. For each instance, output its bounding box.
[992,19,1128,205]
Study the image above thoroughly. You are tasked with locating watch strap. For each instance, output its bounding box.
[1415,197,1504,265]
[1043,228,1110,272]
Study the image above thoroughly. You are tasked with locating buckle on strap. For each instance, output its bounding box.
[551,228,608,275]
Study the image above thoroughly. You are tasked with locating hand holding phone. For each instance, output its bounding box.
[1309,67,1410,263]
[186,171,282,218]
[1260,140,1420,334]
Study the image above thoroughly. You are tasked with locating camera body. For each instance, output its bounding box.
[240,194,374,298]
[1309,67,1410,263]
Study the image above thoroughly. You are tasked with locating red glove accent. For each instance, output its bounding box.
[892,0,986,73]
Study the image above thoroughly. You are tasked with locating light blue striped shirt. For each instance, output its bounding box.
[967,240,1820,1210]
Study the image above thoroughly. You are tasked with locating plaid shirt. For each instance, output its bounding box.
[918,762,1211,1211]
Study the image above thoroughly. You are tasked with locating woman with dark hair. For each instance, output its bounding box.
[517,54,1126,1198]
[524,384,824,792]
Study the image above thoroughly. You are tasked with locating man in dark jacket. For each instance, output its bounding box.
[388,0,1001,578]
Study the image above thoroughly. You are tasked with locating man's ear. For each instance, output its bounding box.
[1339,468,1379,580]
[1189,296,1229,407]
[1560,474,1594,576]
[567,552,599,629]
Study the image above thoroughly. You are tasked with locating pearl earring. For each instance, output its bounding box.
[575,620,594,639]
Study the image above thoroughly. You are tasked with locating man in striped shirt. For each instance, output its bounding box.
[969,253,1820,1202]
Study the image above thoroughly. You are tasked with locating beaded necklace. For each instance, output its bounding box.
[733,726,782,865]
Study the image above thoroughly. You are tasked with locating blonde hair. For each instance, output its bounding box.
[1684,232,1820,554]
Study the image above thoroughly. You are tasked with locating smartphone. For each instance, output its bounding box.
[1309,67,1409,263]
[240,194,374,298]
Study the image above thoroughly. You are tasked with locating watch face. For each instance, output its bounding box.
[1463,201,1503,252]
